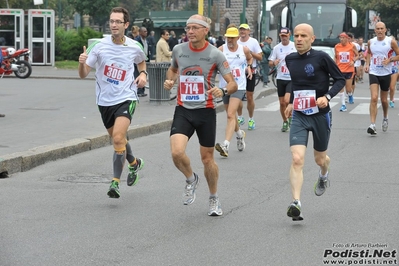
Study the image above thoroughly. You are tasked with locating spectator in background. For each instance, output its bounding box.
[134,27,149,97]
[156,29,172,62]
[216,35,225,48]
[260,36,273,88]
[147,31,156,60]
[127,25,139,39]
[168,30,179,51]
[179,33,186,43]
[209,34,216,46]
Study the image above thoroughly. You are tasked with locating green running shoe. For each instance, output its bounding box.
[127,158,144,186]
[281,121,289,132]
[238,116,244,126]
[248,119,255,130]
[107,180,120,198]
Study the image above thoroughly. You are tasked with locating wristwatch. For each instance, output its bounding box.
[324,94,331,101]
[220,87,228,96]
[139,70,148,76]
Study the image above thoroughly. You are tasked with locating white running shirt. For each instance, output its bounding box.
[268,41,296,80]
[219,44,247,91]
[238,37,262,68]
[86,36,147,106]
[353,42,361,67]
[369,36,393,76]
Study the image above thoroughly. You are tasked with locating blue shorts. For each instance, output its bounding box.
[289,111,332,152]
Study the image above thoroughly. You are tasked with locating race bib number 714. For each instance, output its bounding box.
[179,75,205,102]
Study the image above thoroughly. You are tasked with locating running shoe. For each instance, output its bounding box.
[382,118,388,132]
[281,121,289,132]
[389,101,395,108]
[236,130,246,152]
[183,173,199,205]
[339,105,347,112]
[208,197,223,216]
[215,143,229,157]
[348,95,354,104]
[367,125,377,135]
[107,180,120,198]
[127,158,144,186]
[248,119,256,130]
[314,171,330,196]
[288,117,292,127]
[238,116,244,126]
[287,200,303,221]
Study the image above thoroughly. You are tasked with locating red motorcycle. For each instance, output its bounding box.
[1,47,32,79]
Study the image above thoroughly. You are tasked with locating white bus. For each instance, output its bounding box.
[268,0,357,47]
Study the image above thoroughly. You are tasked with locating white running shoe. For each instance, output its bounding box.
[208,197,223,216]
[236,130,246,152]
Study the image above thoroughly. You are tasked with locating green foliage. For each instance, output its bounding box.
[55,26,102,61]
[348,0,399,38]
[67,0,118,30]
[181,0,197,11]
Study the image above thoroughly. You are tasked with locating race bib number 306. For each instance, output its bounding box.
[179,75,205,102]
[293,90,319,115]
[103,64,127,86]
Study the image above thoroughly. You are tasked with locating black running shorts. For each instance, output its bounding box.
[98,100,136,129]
[170,106,217,147]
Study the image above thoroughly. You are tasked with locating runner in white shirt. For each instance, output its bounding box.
[357,36,367,83]
[268,27,296,132]
[237,23,263,130]
[79,7,147,198]
[348,33,361,98]
[364,22,399,135]
[389,36,399,108]
[215,26,253,157]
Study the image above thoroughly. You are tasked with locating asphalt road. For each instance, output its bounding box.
[0,74,398,266]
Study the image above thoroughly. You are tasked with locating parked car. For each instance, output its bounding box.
[312,46,336,86]
[312,46,335,59]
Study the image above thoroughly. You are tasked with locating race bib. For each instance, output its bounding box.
[339,52,350,63]
[231,67,242,79]
[373,56,385,68]
[102,63,127,86]
[293,90,319,115]
[179,75,205,102]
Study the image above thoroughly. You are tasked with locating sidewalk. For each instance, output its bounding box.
[0,66,275,176]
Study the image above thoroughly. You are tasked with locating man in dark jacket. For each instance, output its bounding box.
[134,27,149,96]
[147,31,156,60]
[261,36,273,87]
[168,31,179,51]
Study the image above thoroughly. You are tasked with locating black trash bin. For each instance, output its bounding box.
[147,62,171,101]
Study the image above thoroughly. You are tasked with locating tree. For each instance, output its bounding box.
[348,0,399,38]
[181,0,197,11]
[67,0,118,31]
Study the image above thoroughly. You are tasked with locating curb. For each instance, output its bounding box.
[0,87,275,176]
